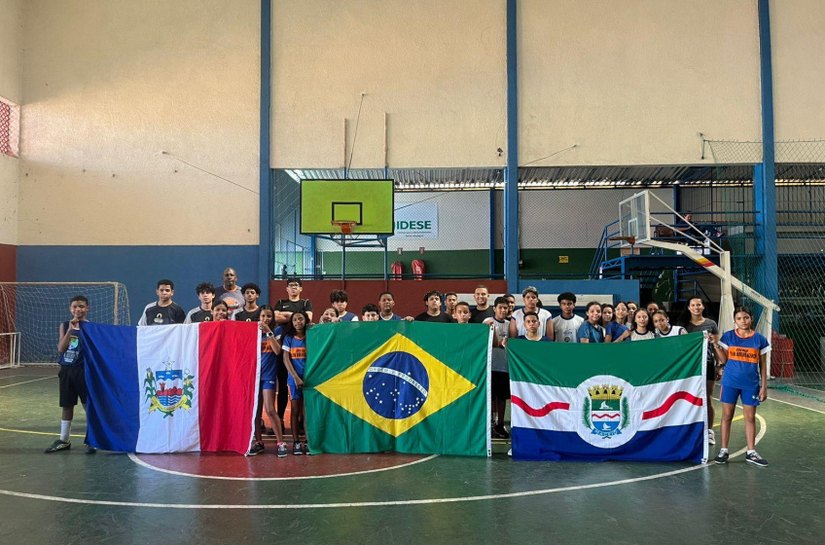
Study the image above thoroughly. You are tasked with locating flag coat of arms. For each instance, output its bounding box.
[508,333,707,463]
[81,321,260,454]
[305,321,490,456]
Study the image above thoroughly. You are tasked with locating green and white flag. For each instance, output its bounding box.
[508,333,708,462]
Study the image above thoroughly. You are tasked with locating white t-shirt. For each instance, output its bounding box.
[654,325,686,338]
[511,308,553,338]
[630,329,656,341]
[553,314,584,343]
[484,317,510,373]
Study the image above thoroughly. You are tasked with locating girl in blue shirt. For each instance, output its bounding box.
[601,303,630,342]
[712,307,770,467]
[578,302,605,343]
[282,310,310,455]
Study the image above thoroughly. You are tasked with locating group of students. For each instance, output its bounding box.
[45,271,771,467]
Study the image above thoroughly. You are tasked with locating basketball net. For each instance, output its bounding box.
[331,221,356,236]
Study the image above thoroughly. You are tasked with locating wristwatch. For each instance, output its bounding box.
[265,332,274,338]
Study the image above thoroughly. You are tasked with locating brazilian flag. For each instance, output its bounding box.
[305,321,490,456]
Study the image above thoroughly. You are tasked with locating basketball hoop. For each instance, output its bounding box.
[331,220,356,236]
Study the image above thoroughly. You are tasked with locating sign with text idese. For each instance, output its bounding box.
[392,202,437,239]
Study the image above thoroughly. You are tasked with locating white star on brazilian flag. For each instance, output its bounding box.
[314,333,476,437]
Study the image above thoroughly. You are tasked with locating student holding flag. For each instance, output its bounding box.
[517,312,550,342]
[577,302,606,343]
[629,309,655,341]
[282,310,310,455]
[250,306,288,457]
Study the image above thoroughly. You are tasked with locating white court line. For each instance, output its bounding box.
[0,376,54,389]
[767,397,825,416]
[0,427,86,438]
[0,415,766,510]
[127,452,439,481]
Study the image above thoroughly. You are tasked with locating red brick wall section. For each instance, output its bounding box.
[0,244,15,282]
[268,279,508,320]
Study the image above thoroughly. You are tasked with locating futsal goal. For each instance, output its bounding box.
[0,282,131,365]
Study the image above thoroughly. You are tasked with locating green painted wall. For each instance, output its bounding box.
[317,248,618,278]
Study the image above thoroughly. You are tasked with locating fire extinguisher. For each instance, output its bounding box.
[411,259,425,280]
[390,261,404,280]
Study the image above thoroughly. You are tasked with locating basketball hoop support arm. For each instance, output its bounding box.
[640,240,780,314]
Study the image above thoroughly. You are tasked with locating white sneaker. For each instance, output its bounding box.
[707,429,716,446]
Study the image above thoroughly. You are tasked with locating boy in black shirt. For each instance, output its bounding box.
[234,283,263,322]
[184,282,216,323]
[414,291,456,323]
[138,279,186,326]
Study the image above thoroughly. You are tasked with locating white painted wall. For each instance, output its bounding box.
[772,0,825,142]
[272,0,508,169]
[10,0,825,250]
[0,0,22,245]
[273,0,769,169]
[18,0,260,245]
[519,0,761,166]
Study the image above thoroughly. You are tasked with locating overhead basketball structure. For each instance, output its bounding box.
[300,179,394,238]
[618,191,780,339]
[300,179,395,279]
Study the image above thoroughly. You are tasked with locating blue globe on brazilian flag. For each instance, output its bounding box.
[305,321,489,456]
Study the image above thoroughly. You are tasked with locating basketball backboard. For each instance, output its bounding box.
[300,179,394,235]
[619,191,651,245]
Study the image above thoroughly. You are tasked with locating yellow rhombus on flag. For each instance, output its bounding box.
[314,333,476,437]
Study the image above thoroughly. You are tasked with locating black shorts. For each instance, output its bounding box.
[58,365,88,407]
[707,361,718,382]
[491,371,510,400]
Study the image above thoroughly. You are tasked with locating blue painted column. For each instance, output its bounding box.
[489,189,496,277]
[310,235,317,278]
[755,0,779,325]
[259,0,273,299]
[504,0,519,293]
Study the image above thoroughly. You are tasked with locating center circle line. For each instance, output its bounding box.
[0,415,766,509]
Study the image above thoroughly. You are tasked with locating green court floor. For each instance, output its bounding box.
[1,367,824,545]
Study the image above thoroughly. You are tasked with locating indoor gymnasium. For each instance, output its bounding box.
[1,1,824,544]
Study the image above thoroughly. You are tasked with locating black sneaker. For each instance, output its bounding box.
[494,424,510,439]
[745,451,768,467]
[714,451,729,464]
[247,442,265,456]
[44,440,71,453]
[85,444,97,454]
[292,441,303,455]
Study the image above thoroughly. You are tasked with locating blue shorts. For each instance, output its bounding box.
[720,384,761,407]
[261,379,276,391]
[287,374,303,400]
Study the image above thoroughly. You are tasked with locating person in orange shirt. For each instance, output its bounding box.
[712,307,770,467]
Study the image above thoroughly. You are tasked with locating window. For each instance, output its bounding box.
[0,96,20,158]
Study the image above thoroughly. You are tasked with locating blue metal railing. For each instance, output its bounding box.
[589,220,622,279]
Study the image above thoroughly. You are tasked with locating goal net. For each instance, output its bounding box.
[0,282,131,364]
